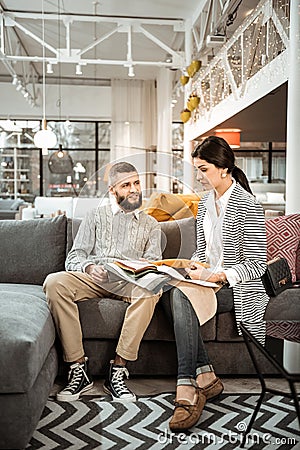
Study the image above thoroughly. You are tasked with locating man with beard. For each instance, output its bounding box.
[44,162,162,402]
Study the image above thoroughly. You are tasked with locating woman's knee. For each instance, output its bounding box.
[169,288,190,316]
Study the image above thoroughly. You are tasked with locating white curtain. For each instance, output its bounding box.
[111,79,157,189]
[156,68,172,192]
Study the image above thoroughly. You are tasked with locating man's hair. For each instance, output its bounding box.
[108,162,138,186]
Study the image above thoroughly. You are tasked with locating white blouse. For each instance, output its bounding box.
[203,179,240,287]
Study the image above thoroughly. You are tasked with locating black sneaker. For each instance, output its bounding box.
[57,357,93,401]
[103,360,136,402]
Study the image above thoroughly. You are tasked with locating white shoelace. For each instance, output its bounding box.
[111,366,131,395]
[64,363,89,392]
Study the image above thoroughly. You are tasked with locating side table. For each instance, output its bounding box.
[240,320,300,448]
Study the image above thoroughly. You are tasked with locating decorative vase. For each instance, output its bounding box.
[180,109,191,123]
[188,95,200,109]
[186,63,196,78]
[191,60,201,73]
[187,100,195,111]
[180,75,189,86]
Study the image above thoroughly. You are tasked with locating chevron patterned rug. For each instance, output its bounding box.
[27,393,299,449]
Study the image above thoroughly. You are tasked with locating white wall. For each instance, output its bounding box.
[0,81,183,123]
[0,83,111,120]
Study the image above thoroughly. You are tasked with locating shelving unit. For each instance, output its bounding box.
[0,148,32,199]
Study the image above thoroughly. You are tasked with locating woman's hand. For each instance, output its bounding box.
[85,264,108,283]
[185,262,212,282]
[185,262,227,284]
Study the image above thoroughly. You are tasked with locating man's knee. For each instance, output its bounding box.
[43,271,71,299]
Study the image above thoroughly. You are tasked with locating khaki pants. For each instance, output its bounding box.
[43,271,161,363]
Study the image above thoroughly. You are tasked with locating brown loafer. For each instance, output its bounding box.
[169,390,206,432]
[199,377,224,401]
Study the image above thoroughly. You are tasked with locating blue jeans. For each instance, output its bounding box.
[161,287,213,386]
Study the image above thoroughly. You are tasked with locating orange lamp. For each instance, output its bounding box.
[214,128,241,148]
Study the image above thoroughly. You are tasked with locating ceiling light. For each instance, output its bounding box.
[128,66,135,77]
[12,75,18,86]
[47,63,53,74]
[76,64,83,75]
[34,0,57,152]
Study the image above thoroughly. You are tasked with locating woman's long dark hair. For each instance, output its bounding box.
[191,136,253,194]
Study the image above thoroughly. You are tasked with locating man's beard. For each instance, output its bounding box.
[116,192,143,211]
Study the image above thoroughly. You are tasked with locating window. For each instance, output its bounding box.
[0,119,111,199]
[235,142,286,184]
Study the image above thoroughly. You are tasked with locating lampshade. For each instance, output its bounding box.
[34,127,57,149]
[214,128,241,148]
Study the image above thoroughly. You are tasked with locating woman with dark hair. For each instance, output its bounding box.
[162,135,269,432]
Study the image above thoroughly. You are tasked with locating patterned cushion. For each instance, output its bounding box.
[266,214,300,282]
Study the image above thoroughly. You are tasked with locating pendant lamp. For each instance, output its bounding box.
[34,0,57,154]
[214,128,241,148]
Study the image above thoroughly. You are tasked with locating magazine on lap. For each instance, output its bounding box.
[106,259,218,289]
[105,258,218,325]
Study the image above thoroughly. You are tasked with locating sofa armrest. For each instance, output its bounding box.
[264,288,300,321]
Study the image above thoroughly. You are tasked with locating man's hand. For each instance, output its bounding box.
[85,264,108,283]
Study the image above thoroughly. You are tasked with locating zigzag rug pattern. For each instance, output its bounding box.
[27,393,299,449]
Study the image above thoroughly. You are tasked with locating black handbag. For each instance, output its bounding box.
[262,256,293,297]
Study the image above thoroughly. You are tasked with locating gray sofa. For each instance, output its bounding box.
[0,214,299,449]
[0,198,27,220]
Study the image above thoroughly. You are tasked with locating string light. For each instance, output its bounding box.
[186,0,289,125]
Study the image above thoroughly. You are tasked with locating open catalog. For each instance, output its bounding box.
[104,258,218,294]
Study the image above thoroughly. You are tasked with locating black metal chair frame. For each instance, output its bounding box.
[240,322,300,448]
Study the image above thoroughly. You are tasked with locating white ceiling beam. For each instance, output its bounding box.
[0,54,174,67]
[77,26,119,57]
[8,11,184,27]
[137,24,184,63]
[7,16,58,56]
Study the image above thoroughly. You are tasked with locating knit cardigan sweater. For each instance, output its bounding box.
[66,205,162,273]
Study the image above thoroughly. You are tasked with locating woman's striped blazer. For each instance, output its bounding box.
[194,183,269,342]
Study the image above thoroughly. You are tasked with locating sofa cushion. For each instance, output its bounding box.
[0,215,67,285]
[78,298,176,341]
[160,216,196,259]
[143,193,200,221]
[10,198,24,210]
[266,214,300,281]
[0,284,56,393]
[0,199,15,210]
[67,216,197,262]
[216,312,243,341]
[263,287,300,321]
[78,296,216,341]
